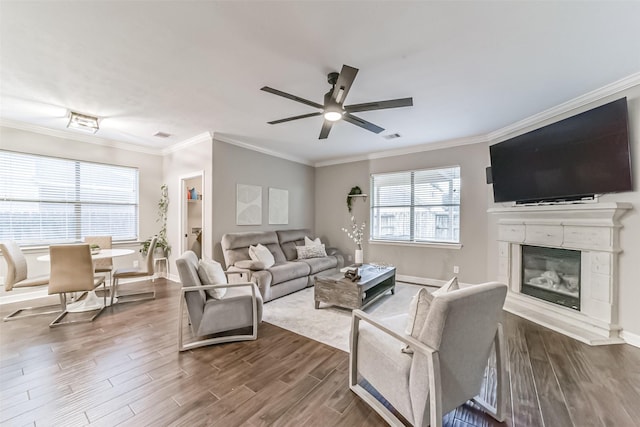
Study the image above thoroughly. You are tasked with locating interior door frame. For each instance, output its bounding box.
[179,170,205,257]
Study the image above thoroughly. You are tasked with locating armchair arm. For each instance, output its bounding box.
[349,309,443,427]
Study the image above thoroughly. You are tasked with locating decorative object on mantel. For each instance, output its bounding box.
[141,184,171,256]
[342,216,366,265]
[346,186,367,213]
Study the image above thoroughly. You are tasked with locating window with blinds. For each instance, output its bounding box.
[370,166,460,244]
[0,150,139,246]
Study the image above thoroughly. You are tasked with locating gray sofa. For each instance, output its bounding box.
[221,229,344,302]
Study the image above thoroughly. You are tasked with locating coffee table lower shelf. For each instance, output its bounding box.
[314,265,396,310]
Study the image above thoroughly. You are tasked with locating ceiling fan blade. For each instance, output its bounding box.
[343,113,385,134]
[345,97,413,113]
[261,86,324,109]
[267,112,322,125]
[319,120,333,139]
[331,65,359,105]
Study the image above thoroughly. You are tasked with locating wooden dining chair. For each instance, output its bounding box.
[48,244,107,327]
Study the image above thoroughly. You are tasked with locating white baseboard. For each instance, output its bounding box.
[396,274,472,288]
[620,330,640,349]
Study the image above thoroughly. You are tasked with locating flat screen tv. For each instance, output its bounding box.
[489,97,632,204]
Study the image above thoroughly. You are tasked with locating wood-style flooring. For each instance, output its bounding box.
[1,279,639,426]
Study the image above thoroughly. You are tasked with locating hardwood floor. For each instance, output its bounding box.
[1,279,639,426]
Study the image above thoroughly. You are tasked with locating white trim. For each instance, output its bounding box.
[162,132,212,154]
[620,330,640,349]
[397,275,445,287]
[178,170,206,258]
[0,118,163,156]
[369,240,463,250]
[488,72,640,143]
[314,134,488,167]
[213,133,314,166]
[315,72,640,167]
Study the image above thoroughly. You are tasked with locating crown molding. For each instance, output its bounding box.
[488,72,640,143]
[0,118,163,156]
[314,134,489,168]
[162,131,213,154]
[213,133,313,166]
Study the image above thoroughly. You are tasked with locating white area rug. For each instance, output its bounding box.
[262,282,431,352]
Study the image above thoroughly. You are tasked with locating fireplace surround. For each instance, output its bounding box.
[489,202,632,345]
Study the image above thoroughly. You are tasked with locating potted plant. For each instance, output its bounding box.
[140,184,171,257]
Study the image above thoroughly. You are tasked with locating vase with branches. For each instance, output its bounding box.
[140,184,171,256]
[342,216,366,265]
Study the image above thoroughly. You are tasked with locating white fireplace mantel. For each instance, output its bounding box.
[489,202,632,345]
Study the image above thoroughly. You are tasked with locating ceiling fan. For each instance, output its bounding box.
[261,64,413,140]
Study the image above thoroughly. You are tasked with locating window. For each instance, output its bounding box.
[370,166,460,244]
[0,150,139,246]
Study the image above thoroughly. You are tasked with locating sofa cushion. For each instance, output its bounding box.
[269,261,310,285]
[197,259,228,300]
[249,244,275,268]
[235,260,265,270]
[222,231,281,267]
[297,256,338,274]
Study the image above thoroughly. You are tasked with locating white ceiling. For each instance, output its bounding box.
[1,1,639,164]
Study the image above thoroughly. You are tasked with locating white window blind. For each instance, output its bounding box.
[371,166,460,244]
[0,150,139,246]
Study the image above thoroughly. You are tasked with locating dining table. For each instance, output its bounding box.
[37,248,135,312]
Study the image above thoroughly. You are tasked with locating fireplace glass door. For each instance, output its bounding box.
[521,245,581,310]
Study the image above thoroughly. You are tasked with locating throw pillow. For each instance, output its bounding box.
[248,243,275,268]
[296,244,327,259]
[433,276,459,296]
[305,236,322,246]
[402,277,459,353]
[197,258,228,300]
[404,287,434,337]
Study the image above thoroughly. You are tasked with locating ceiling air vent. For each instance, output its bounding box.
[154,131,172,138]
[383,133,401,140]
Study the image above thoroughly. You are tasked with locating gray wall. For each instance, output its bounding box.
[211,139,315,266]
[0,126,163,295]
[315,142,490,284]
[162,135,213,267]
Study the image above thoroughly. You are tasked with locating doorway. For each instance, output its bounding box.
[180,172,204,259]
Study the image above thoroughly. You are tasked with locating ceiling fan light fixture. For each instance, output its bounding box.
[323,106,344,122]
[67,111,99,134]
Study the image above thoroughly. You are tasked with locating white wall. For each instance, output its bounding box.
[0,126,163,297]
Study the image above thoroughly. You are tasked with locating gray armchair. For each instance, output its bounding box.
[349,281,508,427]
[176,251,263,352]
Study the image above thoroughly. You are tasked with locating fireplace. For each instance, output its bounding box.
[488,202,632,345]
[521,245,580,310]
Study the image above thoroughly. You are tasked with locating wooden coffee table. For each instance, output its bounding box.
[314,264,396,310]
